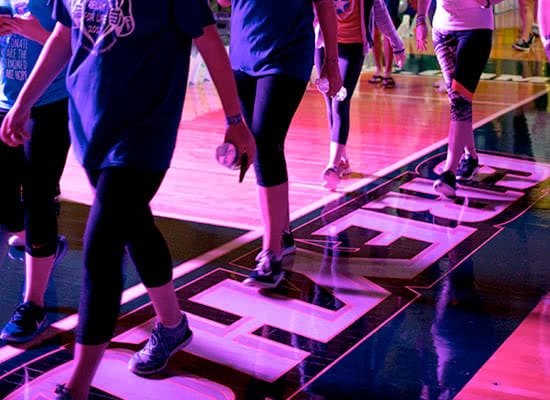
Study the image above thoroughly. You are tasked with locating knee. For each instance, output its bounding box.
[449,90,472,121]
[254,142,288,187]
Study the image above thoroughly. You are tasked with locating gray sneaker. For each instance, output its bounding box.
[244,250,284,289]
[128,313,193,376]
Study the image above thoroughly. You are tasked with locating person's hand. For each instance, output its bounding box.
[223,119,256,180]
[0,14,48,43]
[415,23,428,51]
[394,50,406,68]
[320,58,342,97]
[0,15,14,37]
[0,104,32,147]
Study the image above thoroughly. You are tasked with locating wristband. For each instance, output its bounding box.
[325,57,339,63]
[416,15,426,26]
[226,114,243,125]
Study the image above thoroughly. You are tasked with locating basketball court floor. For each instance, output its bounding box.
[0,11,549,400]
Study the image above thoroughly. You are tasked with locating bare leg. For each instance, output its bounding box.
[383,37,394,78]
[23,254,55,307]
[147,281,182,327]
[328,141,346,169]
[443,120,472,173]
[65,342,109,400]
[518,0,536,41]
[372,29,383,77]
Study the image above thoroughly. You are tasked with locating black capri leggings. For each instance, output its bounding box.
[234,71,307,187]
[77,167,173,345]
[0,98,70,256]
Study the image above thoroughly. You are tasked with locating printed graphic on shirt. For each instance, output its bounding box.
[1,0,29,81]
[71,0,134,54]
[334,0,354,19]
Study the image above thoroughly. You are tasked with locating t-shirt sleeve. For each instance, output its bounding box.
[52,0,71,27]
[173,0,216,38]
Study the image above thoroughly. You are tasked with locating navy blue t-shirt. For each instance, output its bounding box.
[229,0,316,82]
[54,0,214,171]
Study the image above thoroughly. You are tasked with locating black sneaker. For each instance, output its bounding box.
[282,230,296,257]
[244,250,284,289]
[8,235,68,267]
[512,38,531,51]
[0,301,47,343]
[433,170,456,197]
[456,154,479,181]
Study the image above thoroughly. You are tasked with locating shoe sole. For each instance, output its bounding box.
[512,44,530,51]
[128,330,193,376]
[0,318,48,343]
[456,167,479,182]
[243,270,285,289]
[433,180,456,197]
[322,169,339,190]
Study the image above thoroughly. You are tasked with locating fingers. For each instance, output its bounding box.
[0,131,25,147]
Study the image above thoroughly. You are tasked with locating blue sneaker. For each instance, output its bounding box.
[128,313,193,376]
[244,250,285,289]
[8,235,68,267]
[0,301,47,343]
[54,384,74,400]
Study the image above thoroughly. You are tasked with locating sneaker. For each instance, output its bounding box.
[456,154,479,181]
[282,230,296,257]
[128,313,193,376]
[8,235,68,267]
[512,38,531,51]
[433,170,456,197]
[255,231,296,262]
[322,167,339,190]
[244,250,284,289]
[54,384,74,400]
[0,301,47,343]
[337,159,352,176]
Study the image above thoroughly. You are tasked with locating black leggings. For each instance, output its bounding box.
[77,167,173,345]
[315,43,364,145]
[234,71,307,187]
[0,98,70,256]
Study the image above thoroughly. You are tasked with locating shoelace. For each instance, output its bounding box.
[11,303,39,323]
[254,250,274,275]
[141,326,167,357]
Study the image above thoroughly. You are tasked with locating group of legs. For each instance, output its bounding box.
[369,0,402,89]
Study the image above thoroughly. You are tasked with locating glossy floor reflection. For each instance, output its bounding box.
[0,95,548,399]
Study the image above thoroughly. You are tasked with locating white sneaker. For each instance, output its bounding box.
[322,167,339,190]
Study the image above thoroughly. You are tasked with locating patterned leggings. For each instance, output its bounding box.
[433,29,492,121]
